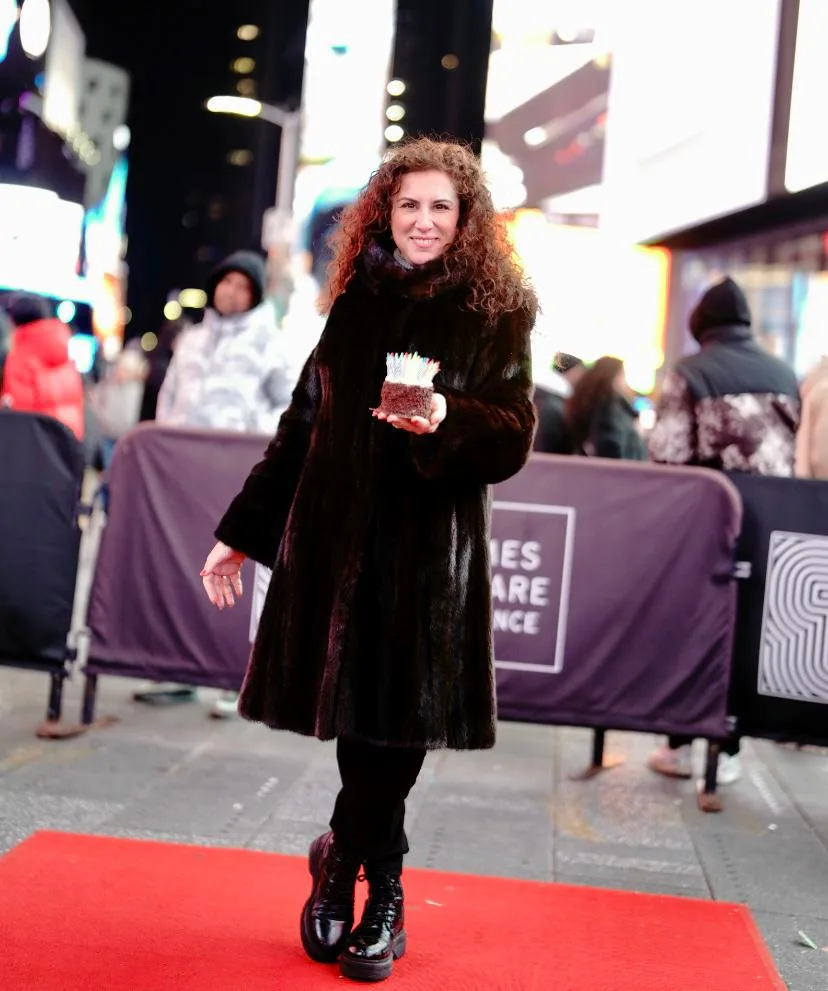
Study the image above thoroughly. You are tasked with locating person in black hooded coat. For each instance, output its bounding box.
[649,275,799,475]
[199,138,537,981]
[647,275,800,784]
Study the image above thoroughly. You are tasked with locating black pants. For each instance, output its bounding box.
[668,734,740,757]
[329,737,426,876]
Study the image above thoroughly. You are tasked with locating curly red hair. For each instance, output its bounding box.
[322,137,536,323]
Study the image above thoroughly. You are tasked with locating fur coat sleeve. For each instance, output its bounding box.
[410,304,536,483]
[214,344,322,565]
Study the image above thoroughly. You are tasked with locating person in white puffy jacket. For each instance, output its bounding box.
[136,250,300,716]
[156,250,297,435]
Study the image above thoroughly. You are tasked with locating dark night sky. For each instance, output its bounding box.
[68,0,309,336]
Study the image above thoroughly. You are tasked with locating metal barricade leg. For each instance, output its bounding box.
[697,740,723,813]
[570,727,626,781]
[81,673,99,726]
[46,670,64,723]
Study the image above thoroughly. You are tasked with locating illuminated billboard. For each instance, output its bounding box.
[600,0,780,242]
[785,0,828,194]
[0,181,88,301]
[288,0,396,296]
[483,5,610,214]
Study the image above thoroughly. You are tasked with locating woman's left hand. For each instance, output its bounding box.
[374,393,447,435]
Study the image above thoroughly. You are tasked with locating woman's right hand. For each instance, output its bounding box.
[200,541,246,610]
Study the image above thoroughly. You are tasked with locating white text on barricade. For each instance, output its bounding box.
[490,539,551,635]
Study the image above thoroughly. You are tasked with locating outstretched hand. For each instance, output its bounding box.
[200,541,246,610]
[373,392,447,435]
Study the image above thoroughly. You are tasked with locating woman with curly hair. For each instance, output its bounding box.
[199,137,537,981]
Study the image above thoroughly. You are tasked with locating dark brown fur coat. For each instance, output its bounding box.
[215,244,536,749]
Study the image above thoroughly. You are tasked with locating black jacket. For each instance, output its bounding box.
[581,394,647,461]
[533,381,572,454]
[650,278,800,475]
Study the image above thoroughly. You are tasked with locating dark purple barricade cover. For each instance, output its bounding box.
[492,456,742,738]
[88,430,740,736]
[86,424,267,689]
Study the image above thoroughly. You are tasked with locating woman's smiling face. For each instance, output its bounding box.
[390,170,460,265]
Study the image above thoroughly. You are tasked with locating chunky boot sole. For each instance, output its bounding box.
[338,930,407,982]
[299,839,353,964]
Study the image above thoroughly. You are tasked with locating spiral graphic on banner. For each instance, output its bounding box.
[758,531,828,704]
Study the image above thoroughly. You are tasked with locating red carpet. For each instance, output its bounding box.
[0,831,783,991]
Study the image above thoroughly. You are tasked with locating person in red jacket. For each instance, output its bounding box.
[0,293,84,440]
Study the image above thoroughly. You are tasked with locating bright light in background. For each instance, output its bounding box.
[101,336,121,362]
[557,25,586,43]
[387,79,406,97]
[481,140,527,211]
[179,288,207,308]
[228,149,253,166]
[0,183,88,302]
[236,78,256,96]
[163,300,182,321]
[523,126,547,147]
[485,0,608,123]
[506,211,669,393]
[112,125,131,151]
[385,103,405,122]
[206,95,262,118]
[56,299,76,323]
[141,332,158,352]
[299,0,396,161]
[122,306,133,324]
[231,56,256,74]
[67,333,97,374]
[385,124,404,143]
[441,53,459,70]
[237,23,260,41]
[0,0,17,63]
[19,0,51,59]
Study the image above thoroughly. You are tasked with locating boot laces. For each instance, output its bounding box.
[320,848,359,903]
[360,874,402,931]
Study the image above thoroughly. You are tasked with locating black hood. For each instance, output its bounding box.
[689,277,752,344]
[205,251,267,309]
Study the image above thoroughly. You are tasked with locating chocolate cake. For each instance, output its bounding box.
[376,352,440,419]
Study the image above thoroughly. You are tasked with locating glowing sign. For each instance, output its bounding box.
[0,183,88,302]
[0,0,17,63]
[19,0,51,59]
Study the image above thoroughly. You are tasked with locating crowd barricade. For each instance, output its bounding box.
[725,471,828,747]
[0,411,87,736]
[81,424,266,722]
[492,455,741,740]
[79,434,743,766]
[13,420,825,812]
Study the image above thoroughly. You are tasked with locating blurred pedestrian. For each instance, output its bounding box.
[89,342,148,469]
[795,355,828,480]
[200,137,537,981]
[533,352,584,454]
[0,293,84,440]
[134,250,300,717]
[138,318,187,422]
[648,275,800,784]
[567,355,647,460]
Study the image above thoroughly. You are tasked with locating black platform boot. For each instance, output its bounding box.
[300,831,361,963]
[338,871,405,982]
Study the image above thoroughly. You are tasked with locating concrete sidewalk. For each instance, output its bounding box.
[0,666,826,990]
